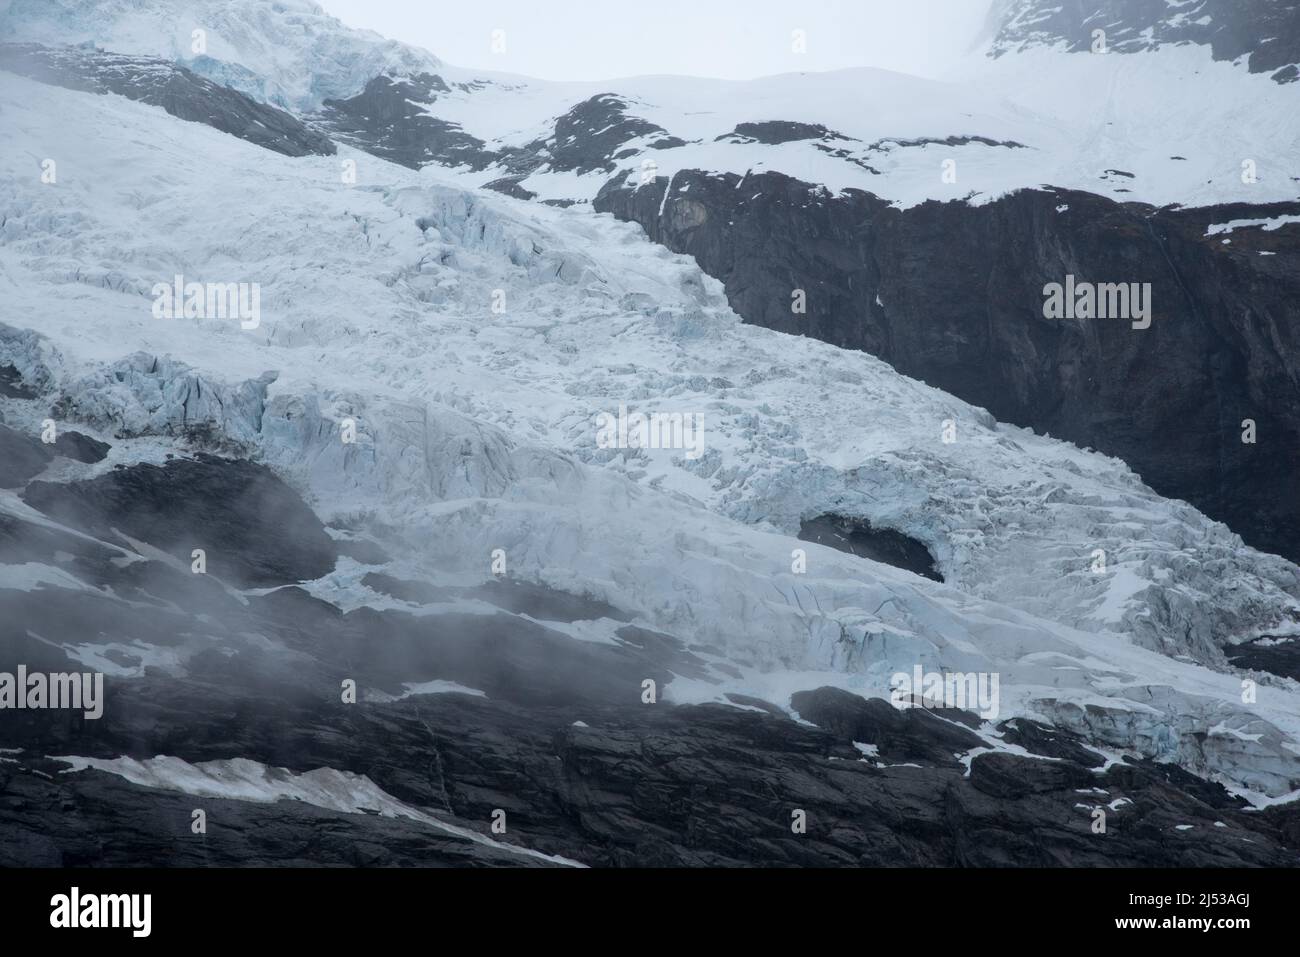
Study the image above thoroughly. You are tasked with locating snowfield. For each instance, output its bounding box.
[6,0,1298,211]
[426,43,1300,210]
[3,73,1300,802]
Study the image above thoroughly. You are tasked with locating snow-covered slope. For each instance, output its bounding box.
[429,47,1300,211]
[3,75,1300,802]
[0,0,441,109]
[5,0,1297,211]
[989,0,1300,82]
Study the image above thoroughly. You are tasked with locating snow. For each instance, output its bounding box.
[0,0,442,110]
[397,679,487,699]
[0,561,99,593]
[2,68,1300,801]
[1087,563,1152,625]
[6,2,1297,210]
[1206,215,1300,236]
[52,754,579,865]
[60,641,185,678]
[392,42,1300,211]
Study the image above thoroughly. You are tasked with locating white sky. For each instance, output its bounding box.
[318,0,997,82]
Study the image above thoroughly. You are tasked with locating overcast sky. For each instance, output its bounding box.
[319,0,997,81]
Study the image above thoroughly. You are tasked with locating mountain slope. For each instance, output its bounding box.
[989,0,1300,82]
[0,41,335,155]
[0,0,441,109]
[15,0,1289,562]
[3,73,1300,795]
[2,1,1300,866]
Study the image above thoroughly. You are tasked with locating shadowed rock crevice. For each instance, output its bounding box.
[799,514,942,582]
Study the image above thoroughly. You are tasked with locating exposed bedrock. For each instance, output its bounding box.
[0,43,336,157]
[1,422,1298,865]
[990,0,1300,83]
[21,454,339,587]
[315,73,495,171]
[1228,636,1300,681]
[0,423,52,488]
[596,171,1300,562]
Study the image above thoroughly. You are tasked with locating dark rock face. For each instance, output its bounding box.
[0,767,557,868]
[596,170,1300,562]
[533,94,685,174]
[990,0,1300,82]
[791,688,985,768]
[0,364,37,399]
[315,73,496,170]
[968,751,1097,798]
[0,43,336,156]
[52,430,109,464]
[21,453,338,587]
[870,134,1028,151]
[316,83,684,185]
[1,448,1298,867]
[997,717,1107,768]
[1227,635,1300,680]
[720,121,850,145]
[481,177,538,201]
[0,420,108,486]
[0,423,52,488]
[799,514,942,581]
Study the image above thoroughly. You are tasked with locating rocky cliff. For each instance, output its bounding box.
[596,172,1300,561]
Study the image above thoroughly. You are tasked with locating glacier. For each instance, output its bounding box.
[2,71,1299,808]
[0,0,442,110]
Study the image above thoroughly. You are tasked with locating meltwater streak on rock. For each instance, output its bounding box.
[596,172,1300,563]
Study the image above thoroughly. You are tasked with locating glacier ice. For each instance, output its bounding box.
[2,72,1299,802]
